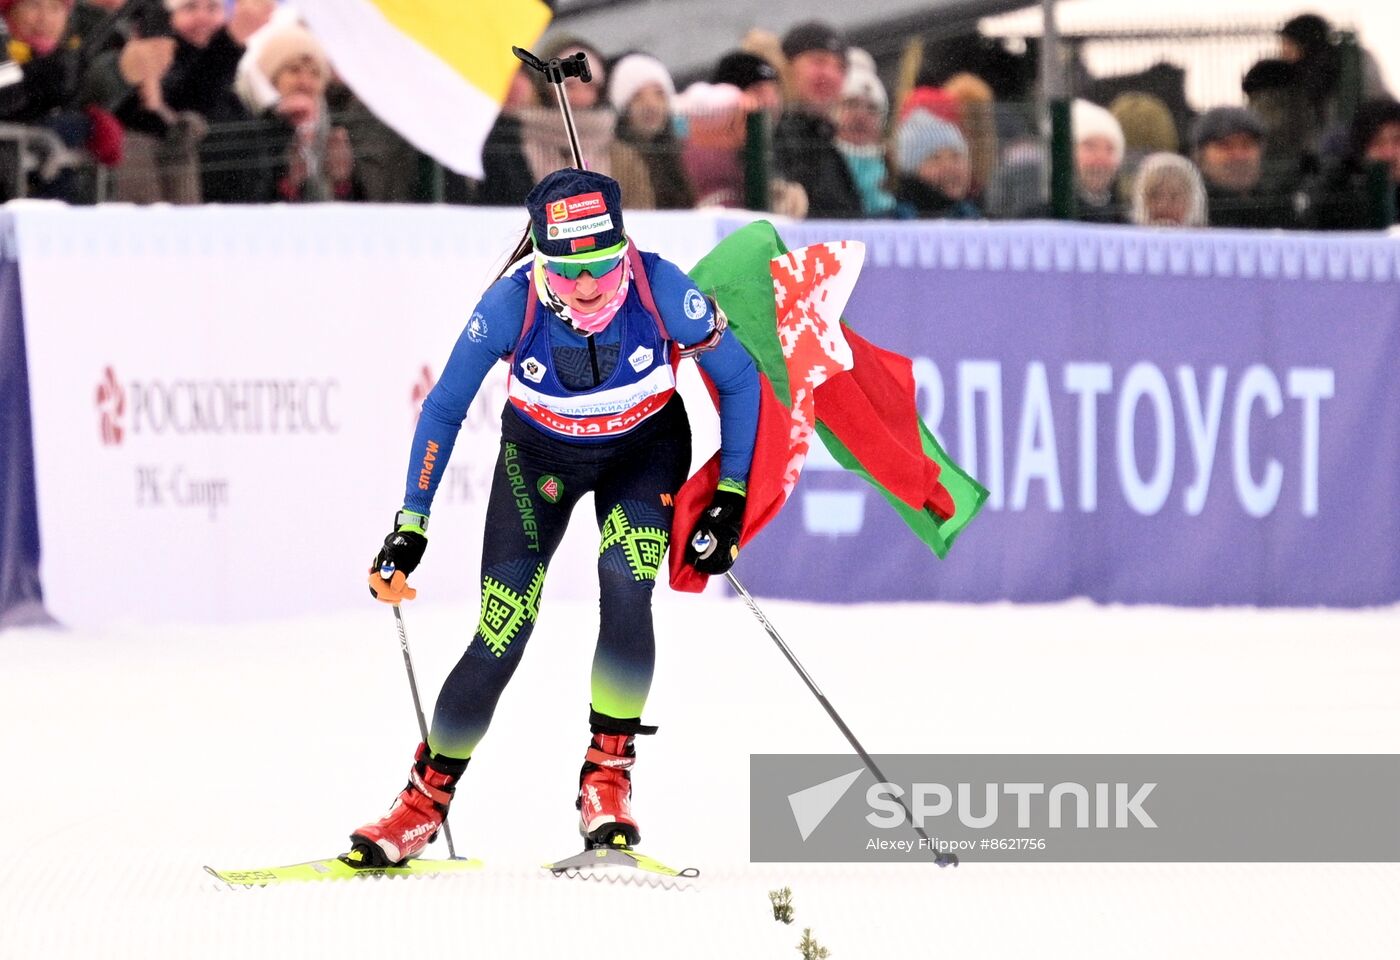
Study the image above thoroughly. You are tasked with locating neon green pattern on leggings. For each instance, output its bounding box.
[589,672,649,721]
[598,505,668,582]
[478,563,545,657]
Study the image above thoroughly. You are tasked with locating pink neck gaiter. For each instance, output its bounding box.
[534,254,633,336]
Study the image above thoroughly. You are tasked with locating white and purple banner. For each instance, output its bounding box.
[5,206,1400,622]
[734,221,1400,607]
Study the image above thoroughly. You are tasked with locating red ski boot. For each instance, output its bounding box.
[348,743,466,866]
[576,712,657,848]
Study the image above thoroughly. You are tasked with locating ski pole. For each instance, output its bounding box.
[723,570,958,867]
[488,47,594,286]
[512,46,591,170]
[380,563,458,860]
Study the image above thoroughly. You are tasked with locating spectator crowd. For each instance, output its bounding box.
[0,0,377,203]
[1,2,1398,230]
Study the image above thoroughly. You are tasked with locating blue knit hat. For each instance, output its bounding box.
[895,110,968,175]
[526,169,626,257]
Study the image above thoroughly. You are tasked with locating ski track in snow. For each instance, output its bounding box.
[2,596,1398,958]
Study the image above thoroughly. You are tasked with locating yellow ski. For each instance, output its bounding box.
[205,851,484,888]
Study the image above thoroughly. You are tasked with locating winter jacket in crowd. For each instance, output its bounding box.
[892,173,981,220]
[1305,99,1400,230]
[517,105,654,210]
[84,26,247,137]
[772,107,863,219]
[1204,181,1299,229]
[616,114,694,210]
[2,31,82,123]
[477,111,535,205]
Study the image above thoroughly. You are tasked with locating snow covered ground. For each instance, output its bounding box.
[2,594,1398,958]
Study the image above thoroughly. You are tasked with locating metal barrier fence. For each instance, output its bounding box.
[0,89,1392,231]
[977,16,1387,226]
[1010,21,1287,112]
[0,123,106,204]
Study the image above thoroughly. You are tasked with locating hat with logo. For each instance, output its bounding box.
[711,51,779,91]
[526,168,626,258]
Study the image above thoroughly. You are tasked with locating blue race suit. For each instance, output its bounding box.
[404,252,759,759]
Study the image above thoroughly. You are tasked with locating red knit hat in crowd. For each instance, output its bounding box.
[898,86,962,126]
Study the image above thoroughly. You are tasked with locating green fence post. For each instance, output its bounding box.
[1049,98,1076,220]
[430,158,446,204]
[1365,160,1396,230]
[1336,31,1363,132]
[412,152,447,204]
[743,110,770,212]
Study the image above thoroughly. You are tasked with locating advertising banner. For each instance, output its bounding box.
[725,220,1400,606]
[14,204,727,626]
[13,208,1400,619]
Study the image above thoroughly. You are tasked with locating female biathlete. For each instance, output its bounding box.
[348,168,759,866]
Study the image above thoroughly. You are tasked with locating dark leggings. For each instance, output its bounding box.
[426,398,691,759]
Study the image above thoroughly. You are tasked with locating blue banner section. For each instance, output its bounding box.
[728,220,1400,606]
[0,211,46,625]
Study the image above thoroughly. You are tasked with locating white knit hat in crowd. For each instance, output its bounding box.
[1072,98,1126,159]
[607,53,676,112]
[841,47,888,115]
[846,46,877,78]
[255,24,330,83]
[675,80,746,115]
[1130,151,1209,227]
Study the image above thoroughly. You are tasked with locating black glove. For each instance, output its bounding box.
[685,489,746,575]
[368,514,428,603]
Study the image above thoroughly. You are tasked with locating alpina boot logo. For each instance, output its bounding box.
[400,821,437,844]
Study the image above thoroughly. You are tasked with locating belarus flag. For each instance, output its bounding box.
[297,0,553,179]
[669,222,988,593]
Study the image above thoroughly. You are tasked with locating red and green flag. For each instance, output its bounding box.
[668,220,988,592]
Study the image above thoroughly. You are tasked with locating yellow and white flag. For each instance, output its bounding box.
[297,0,553,179]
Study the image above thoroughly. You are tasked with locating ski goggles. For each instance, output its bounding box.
[541,257,629,300]
[538,240,629,281]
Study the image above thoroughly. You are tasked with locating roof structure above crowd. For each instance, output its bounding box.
[545,0,1030,83]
